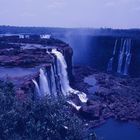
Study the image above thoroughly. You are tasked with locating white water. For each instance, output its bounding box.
[107,39,132,75]
[52,49,73,96]
[52,49,88,103]
[123,39,132,75]
[50,65,57,96]
[113,40,118,55]
[67,101,81,111]
[76,92,88,103]
[107,40,118,72]
[32,49,88,103]
[117,39,132,75]
[32,79,41,96]
[39,69,50,96]
[40,34,51,39]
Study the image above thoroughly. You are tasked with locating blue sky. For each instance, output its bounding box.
[0,0,140,28]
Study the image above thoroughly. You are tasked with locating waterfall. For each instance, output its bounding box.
[39,69,50,96]
[52,49,88,103]
[117,39,126,74]
[32,79,41,96]
[113,40,118,55]
[107,40,118,72]
[107,39,132,75]
[117,39,132,75]
[50,65,57,96]
[123,39,132,75]
[52,49,73,96]
[107,57,114,72]
[67,101,81,111]
[32,49,88,103]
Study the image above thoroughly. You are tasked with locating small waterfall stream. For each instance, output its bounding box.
[32,79,41,96]
[107,39,132,76]
[107,57,114,72]
[117,39,127,74]
[50,65,57,97]
[39,69,50,96]
[107,40,118,72]
[123,39,132,75]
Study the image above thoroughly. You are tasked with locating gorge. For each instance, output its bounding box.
[0,31,140,140]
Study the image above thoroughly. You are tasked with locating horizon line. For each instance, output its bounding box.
[0,25,140,30]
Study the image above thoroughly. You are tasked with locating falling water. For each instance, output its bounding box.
[32,79,41,96]
[52,49,73,96]
[39,68,50,96]
[67,101,81,111]
[114,40,118,54]
[117,40,126,74]
[32,49,88,103]
[107,39,132,75]
[50,65,57,96]
[117,39,132,75]
[123,39,132,75]
[107,57,114,72]
[107,40,118,72]
[52,49,88,103]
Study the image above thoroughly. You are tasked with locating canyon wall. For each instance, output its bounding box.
[0,35,74,94]
[56,34,140,77]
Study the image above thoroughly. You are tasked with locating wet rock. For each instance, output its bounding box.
[80,101,103,120]
[74,66,140,127]
[0,35,74,91]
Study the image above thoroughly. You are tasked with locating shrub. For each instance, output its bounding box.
[0,81,86,140]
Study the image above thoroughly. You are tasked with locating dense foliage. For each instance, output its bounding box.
[1,25,140,37]
[0,81,86,140]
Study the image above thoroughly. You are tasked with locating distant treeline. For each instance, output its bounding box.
[0,25,140,38]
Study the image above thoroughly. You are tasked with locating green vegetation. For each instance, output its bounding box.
[0,80,86,140]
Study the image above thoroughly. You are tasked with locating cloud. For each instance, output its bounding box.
[105,1,115,7]
[133,6,140,11]
[21,12,35,17]
[0,0,140,28]
[47,0,65,9]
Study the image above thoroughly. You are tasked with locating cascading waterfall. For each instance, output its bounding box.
[107,40,118,72]
[107,39,132,76]
[39,69,50,96]
[50,65,57,96]
[117,40,126,74]
[33,48,88,103]
[123,39,132,75]
[52,49,88,103]
[32,68,54,97]
[113,40,118,55]
[32,79,41,96]
[117,39,132,75]
[51,49,73,96]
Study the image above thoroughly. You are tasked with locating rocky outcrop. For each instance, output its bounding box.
[74,66,140,127]
[0,35,73,93]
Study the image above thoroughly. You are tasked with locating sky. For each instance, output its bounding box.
[0,0,140,29]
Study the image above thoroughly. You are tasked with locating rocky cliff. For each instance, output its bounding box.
[0,34,73,93]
